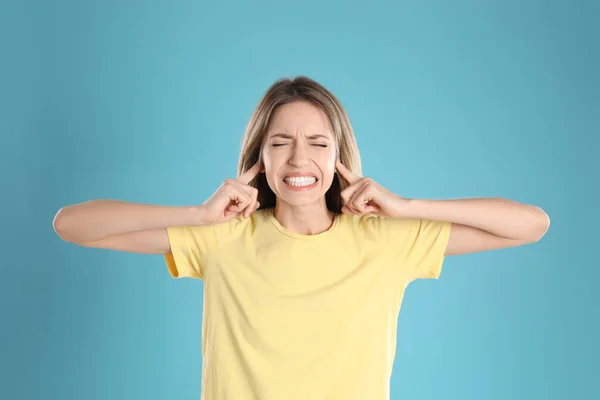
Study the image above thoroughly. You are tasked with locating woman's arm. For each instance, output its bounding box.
[334,161,550,255]
[53,199,203,245]
[53,165,262,253]
[399,198,550,255]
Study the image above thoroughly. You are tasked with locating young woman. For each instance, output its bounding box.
[53,76,550,400]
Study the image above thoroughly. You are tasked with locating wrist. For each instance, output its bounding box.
[188,205,208,226]
[393,197,421,219]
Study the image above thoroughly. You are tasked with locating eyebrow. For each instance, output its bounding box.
[269,133,332,141]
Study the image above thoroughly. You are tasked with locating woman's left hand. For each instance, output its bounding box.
[336,160,410,217]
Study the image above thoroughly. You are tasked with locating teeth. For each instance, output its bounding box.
[283,176,317,187]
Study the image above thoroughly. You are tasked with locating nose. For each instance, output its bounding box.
[288,143,310,167]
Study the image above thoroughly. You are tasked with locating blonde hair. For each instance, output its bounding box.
[237,76,361,213]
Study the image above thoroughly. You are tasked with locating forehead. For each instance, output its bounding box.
[266,101,333,138]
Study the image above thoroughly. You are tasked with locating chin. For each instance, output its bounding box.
[279,195,323,208]
[275,183,333,208]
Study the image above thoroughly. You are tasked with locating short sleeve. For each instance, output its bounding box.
[383,217,452,281]
[164,222,232,280]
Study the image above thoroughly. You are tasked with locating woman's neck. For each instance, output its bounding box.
[273,201,335,235]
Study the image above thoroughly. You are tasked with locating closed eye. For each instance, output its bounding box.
[272,143,327,147]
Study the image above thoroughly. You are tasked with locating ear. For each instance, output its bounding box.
[256,149,265,172]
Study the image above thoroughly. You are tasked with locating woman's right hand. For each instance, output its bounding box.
[198,162,262,225]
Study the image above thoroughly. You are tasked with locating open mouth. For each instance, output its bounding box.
[282,176,319,187]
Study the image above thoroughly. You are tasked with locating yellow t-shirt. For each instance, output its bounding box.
[165,208,451,400]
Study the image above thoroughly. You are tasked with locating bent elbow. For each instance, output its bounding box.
[53,207,75,242]
[531,207,550,242]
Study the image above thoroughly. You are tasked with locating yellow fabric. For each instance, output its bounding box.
[165,208,451,400]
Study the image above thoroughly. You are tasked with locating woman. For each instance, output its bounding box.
[53,76,550,400]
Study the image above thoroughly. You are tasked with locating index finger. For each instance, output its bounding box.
[237,161,261,185]
[336,160,361,185]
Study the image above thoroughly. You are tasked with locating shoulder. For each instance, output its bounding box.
[336,213,434,240]
[176,209,269,242]
[337,212,416,230]
[336,212,389,239]
[228,208,271,235]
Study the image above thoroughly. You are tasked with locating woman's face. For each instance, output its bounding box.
[261,101,337,208]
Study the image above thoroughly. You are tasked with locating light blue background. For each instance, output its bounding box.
[1,0,598,399]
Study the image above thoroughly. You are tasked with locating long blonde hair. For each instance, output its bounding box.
[237,76,361,213]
